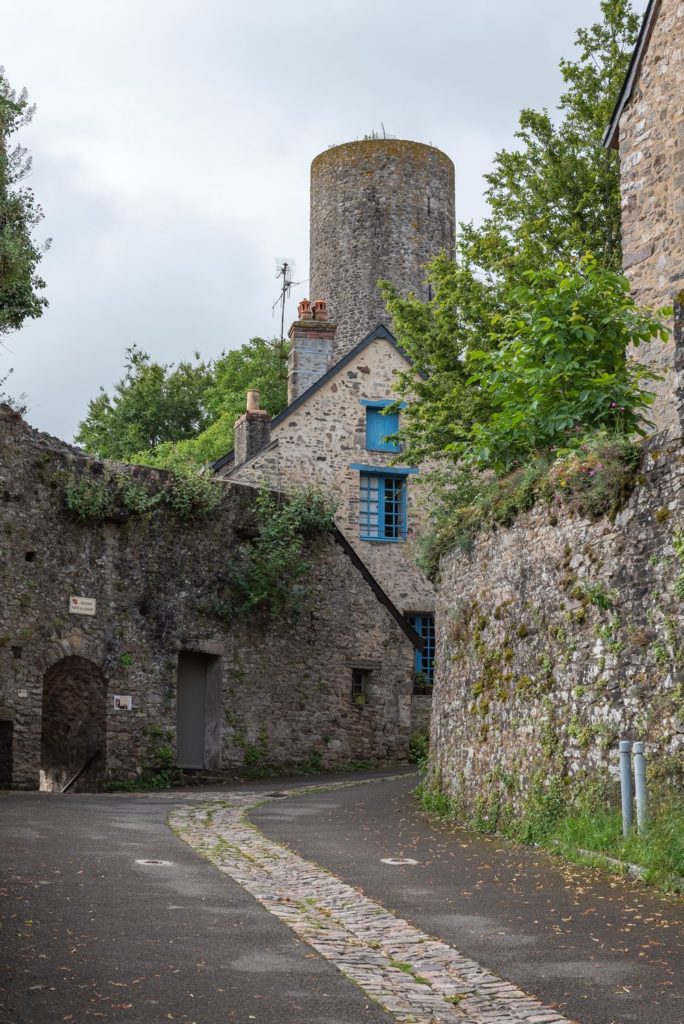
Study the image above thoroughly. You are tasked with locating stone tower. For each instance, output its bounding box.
[309,139,455,359]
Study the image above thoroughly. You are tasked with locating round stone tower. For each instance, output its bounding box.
[309,139,455,359]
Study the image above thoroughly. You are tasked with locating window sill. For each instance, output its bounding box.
[359,536,406,544]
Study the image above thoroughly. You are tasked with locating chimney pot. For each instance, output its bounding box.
[312,299,327,320]
[246,389,260,413]
[297,298,313,320]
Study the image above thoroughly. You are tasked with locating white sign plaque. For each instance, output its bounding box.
[113,695,133,711]
[69,595,96,616]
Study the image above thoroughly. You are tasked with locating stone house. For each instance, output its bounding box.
[604,0,684,434]
[213,139,457,727]
[0,406,419,790]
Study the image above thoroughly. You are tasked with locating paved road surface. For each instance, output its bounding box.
[0,776,394,1024]
[1,771,682,1024]
[251,773,683,1024]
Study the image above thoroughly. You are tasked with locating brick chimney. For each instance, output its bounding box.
[287,298,337,404]
[234,390,271,467]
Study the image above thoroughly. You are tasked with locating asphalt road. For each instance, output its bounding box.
[0,775,396,1024]
[250,773,684,1024]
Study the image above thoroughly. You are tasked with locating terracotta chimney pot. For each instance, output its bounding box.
[246,389,260,413]
[297,298,313,320]
[312,299,327,321]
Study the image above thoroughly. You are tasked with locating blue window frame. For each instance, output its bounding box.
[407,614,435,690]
[365,406,400,452]
[359,473,407,541]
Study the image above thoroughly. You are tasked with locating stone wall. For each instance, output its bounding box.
[309,140,455,360]
[0,406,415,789]
[430,440,684,814]
[219,334,435,615]
[617,0,684,435]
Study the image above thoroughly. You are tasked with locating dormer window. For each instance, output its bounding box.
[362,400,400,453]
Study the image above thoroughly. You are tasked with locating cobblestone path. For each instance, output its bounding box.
[170,782,577,1024]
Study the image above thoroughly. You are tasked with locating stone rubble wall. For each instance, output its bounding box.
[618,0,684,435]
[431,440,684,811]
[0,406,414,789]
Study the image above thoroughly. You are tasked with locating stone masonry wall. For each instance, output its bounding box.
[0,406,414,789]
[310,140,455,360]
[431,440,684,814]
[618,0,684,435]
[219,336,435,615]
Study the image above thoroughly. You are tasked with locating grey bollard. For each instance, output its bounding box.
[619,740,633,837]
[632,741,648,833]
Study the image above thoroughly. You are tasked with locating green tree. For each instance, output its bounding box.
[462,257,667,472]
[76,337,288,467]
[382,0,644,467]
[463,0,640,283]
[75,345,215,460]
[0,68,48,338]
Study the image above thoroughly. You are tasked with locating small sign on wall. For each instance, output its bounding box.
[113,695,133,711]
[69,595,96,616]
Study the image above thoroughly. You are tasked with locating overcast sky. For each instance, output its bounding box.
[2,0,648,442]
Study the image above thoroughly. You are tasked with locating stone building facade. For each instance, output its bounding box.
[214,139,457,728]
[214,320,436,730]
[0,406,417,790]
[605,0,684,435]
[310,140,455,359]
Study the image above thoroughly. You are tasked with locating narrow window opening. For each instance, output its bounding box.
[427,284,433,301]
[11,646,23,660]
[407,614,435,693]
[427,195,431,217]
[351,668,371,706]
[25,551,36,562]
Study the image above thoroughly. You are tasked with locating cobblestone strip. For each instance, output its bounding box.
[169,784,576,1024]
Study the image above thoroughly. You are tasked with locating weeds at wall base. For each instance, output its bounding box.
[415,774,684,894]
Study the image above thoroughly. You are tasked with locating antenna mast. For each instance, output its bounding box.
[272,258,305,378]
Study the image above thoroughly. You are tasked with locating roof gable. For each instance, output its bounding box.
[211,323,412,472]
[604,0,661,149]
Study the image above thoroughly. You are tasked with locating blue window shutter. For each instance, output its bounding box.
[366,408,400,452]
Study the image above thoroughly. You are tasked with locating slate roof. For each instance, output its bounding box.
[604,0,661,149]
[211,323,410,473]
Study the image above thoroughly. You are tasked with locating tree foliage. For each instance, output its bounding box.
[463,258,667,472]
[462,0,640,284]
[76,336,288,468]
[382,1,653,472]
[0,67,48,338]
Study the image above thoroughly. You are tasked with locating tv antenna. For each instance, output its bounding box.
[272,258,306,376]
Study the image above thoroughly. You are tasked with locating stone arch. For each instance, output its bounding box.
[40,656,107,792]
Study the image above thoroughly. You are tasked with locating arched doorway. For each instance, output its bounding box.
[40,656,107,792]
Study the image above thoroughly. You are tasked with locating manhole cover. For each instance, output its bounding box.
[381,857,419,866]
[135,859,173,866]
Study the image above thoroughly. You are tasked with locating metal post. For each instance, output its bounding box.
[619,740,633,837]
[632,741,648,833]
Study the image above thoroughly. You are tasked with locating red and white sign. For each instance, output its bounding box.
[69,595,96,616]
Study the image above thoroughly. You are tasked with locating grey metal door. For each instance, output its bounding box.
[176,654,207,769]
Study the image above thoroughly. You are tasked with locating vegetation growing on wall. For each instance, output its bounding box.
[64,466,222,523]
[216,486,337,624]
[416,434,641,579]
